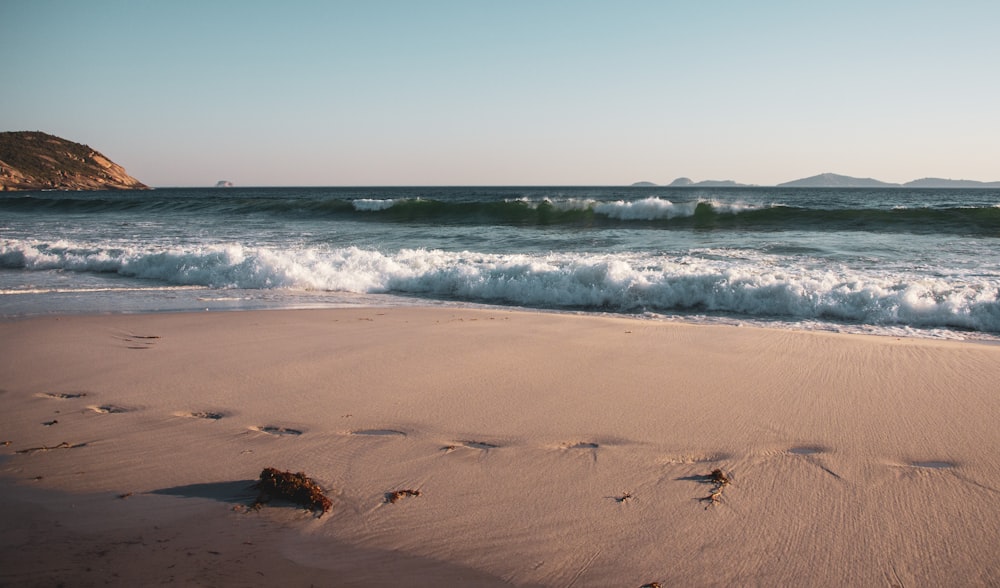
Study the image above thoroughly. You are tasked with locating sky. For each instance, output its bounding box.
[2,0,998,187]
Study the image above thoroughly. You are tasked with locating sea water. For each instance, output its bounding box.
[2,186,998,340]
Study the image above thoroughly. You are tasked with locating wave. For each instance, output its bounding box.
[3,191,998,234]
[4,239,998,333]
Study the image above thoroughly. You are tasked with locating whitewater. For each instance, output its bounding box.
[2,186,999,340]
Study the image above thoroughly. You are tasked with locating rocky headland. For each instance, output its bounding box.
[0,131,148,191]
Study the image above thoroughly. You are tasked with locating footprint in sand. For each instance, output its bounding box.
[909,460,955,469]
[351,429,407,437]
[254,425,304,436]
[116,333,161,350]
[788,445,827,456]
[39,392,88,400]
[553,441,601,463]
[89,404,131,414]
[178,411,226,421]
[561,441,600,450]
[441,440,501,452]
[786,446,842,479]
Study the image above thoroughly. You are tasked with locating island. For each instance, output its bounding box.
[777,173,1000,188]
[668,177,749,187]
[0,131,149,191]
[777,173,898,188]
[903,177,1000,188]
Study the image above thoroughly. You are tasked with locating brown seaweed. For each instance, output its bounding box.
[701,468,731,508]
[254,467,331,514]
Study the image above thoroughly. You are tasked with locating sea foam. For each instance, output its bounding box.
[352,199,398,211]
[3,238,998,334]
[520,197,767,220]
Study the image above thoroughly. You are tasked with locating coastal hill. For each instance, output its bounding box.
[669,177,748,187]
[631,178,750,187]
[637,173,1000,188]
[0,131,149,191]
[778,173,1000,188]
[778,173,897,188]
[903,177,1000,188]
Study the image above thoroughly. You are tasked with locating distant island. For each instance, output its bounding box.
[0,131,148,191]
[779,173,1000,188]
[668,177,749,187]
[902,177,1000,188]
[632,178,750,187]
[635,172,1000,188]
[777,173,895,188]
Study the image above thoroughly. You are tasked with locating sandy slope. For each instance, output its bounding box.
[1,308,998,586]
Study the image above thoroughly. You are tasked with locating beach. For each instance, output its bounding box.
[1,307,998,586]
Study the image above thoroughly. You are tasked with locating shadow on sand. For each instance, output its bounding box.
[151,480,257,503]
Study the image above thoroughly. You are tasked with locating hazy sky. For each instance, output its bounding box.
[3,1,998,187]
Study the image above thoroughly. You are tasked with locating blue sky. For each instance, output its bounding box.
[2,1,998,187]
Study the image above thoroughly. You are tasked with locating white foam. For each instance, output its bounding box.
[3,239,998,333]
[352,199,397,211]
[501,197,767,219]
[593,197,765,220]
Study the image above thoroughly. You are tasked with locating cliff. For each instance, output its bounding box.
[0,131,149,191]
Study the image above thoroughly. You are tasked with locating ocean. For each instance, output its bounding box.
[2,186,999,340]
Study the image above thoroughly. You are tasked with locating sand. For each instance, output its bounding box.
[1,307,998,587]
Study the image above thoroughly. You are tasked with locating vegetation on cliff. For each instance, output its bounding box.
[0,131,148,191]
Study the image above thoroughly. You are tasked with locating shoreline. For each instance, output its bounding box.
[2,307,999,586]
[4,296,998,345]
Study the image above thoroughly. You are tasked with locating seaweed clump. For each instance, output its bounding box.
[254,467,331,515]
[701,468,731,508]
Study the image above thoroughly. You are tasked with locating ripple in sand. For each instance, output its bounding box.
[659,453,731,465]
[255,426,303,436]
[351,429,407,437]
[910,460,955,469]
[16,441,89,454]
[90,404,130,414]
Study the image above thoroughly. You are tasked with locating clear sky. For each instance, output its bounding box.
[2,0,998,187]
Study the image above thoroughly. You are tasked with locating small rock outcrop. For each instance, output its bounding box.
[0,131,149,191]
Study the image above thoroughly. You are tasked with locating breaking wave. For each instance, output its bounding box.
[4,239,998,333]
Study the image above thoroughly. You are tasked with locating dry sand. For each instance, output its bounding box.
[1,307,998,587]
